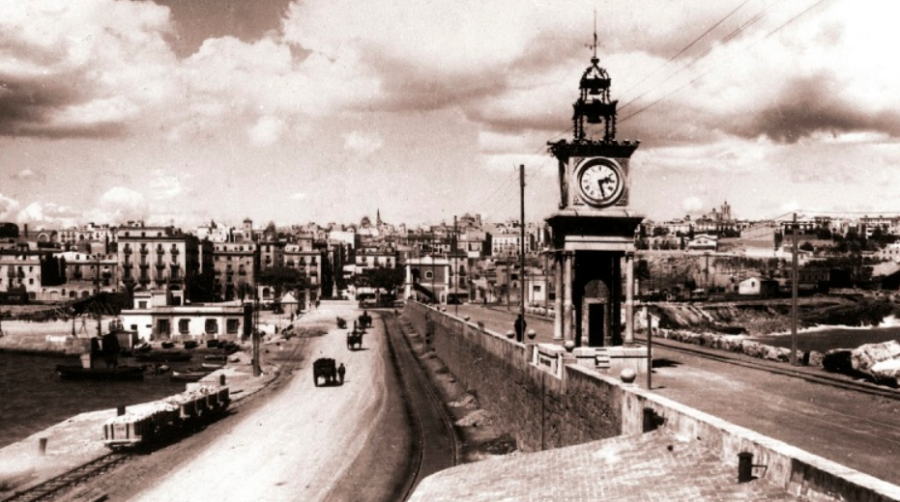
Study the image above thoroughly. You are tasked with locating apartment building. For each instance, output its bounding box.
[211,241,257,302]
[117,223,199,304]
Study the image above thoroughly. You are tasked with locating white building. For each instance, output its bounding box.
[120,290,248,342]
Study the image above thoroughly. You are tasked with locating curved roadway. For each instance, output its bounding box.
[124,302,423,502]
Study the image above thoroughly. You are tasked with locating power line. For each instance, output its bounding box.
[620,0,833,123]
[619,0,779,113]
[617,0,756,105]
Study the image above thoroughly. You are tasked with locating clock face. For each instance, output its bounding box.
[575,158,624,207]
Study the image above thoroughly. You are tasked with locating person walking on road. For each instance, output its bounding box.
[514,314,526,343]
[337,363,346,385]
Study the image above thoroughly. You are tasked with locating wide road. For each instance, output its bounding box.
[127,301,393,502]
[452,303,900,486]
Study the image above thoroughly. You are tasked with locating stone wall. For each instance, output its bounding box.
[405,301,900,502]
[405,303,621,452]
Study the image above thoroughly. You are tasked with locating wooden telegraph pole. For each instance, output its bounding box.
[790,213,799,366]
[519,164,526,341]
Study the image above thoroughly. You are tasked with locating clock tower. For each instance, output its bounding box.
[546,36,645,374]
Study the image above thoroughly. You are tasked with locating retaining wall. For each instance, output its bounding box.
[405,301,900,502]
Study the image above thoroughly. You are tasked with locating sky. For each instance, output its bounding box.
[2,0,900,229]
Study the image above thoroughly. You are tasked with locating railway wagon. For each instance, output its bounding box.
[102,385,230,449]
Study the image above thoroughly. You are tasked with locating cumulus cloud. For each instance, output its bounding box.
[343,131,383,157]
[0,0,177,138]
[15,202,78,227]
[248,116,287,147]
[0,193,21,220]
[82,187,148,224]
[682,196,704,214]
[148,170,186,200]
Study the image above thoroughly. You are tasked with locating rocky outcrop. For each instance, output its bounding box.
[651,298,894,337]
[653,329,806,364]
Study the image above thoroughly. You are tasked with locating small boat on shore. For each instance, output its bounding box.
[170,369,212,382]
[56,364,145,381]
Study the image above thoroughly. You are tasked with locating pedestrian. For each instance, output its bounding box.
[514,314,526,342]
[337,363,346,385]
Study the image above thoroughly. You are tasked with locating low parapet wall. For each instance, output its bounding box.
[405,302,900,502]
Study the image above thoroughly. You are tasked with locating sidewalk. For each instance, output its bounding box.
[456,304,900,486]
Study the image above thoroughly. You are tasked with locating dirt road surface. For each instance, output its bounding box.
[127,302,388,502]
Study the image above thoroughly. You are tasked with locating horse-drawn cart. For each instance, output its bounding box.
[347,330,363,350]
[313,358,337,386]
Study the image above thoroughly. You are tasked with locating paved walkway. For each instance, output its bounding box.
[409,428,801,501]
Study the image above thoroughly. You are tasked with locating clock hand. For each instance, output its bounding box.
[597,179,607,198]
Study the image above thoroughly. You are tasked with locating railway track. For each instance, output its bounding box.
[641,335,900,401]
[382,312,460,501]
[0,452,129,502]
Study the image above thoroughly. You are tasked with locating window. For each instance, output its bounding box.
[138,301,148,309]
[179,319,190,334]
[424,270,433,280]
[205,319,218,334]
[227,319,239,334]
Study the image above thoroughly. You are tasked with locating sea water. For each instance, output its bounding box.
[0,352,199,448]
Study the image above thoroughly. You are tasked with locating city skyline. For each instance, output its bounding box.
[2,0,899,228]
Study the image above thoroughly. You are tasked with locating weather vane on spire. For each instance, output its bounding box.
[586,9,599,62]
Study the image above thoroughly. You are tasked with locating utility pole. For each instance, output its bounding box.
[252,244,261,377]
[519,164,526,341]
[453,215,458,316]
[790,213,799,366]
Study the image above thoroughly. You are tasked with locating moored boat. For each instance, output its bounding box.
[56,364,145,381]
[170,369,212,382]
[135,350,193,363]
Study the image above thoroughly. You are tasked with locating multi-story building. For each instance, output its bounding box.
[117,223,199,304]
[55,251,119,295]
[211,241,257,302]
[284,242,322,304]
[58,223,117,253]
[0,253,41,299]
[258,241,286,271]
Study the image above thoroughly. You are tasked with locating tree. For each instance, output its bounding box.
[258,266,311,298]
[355,266,405,304]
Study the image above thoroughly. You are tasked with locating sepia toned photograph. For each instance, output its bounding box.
[2,1,900,501]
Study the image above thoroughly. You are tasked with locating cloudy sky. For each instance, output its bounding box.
[1,0,899,229]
